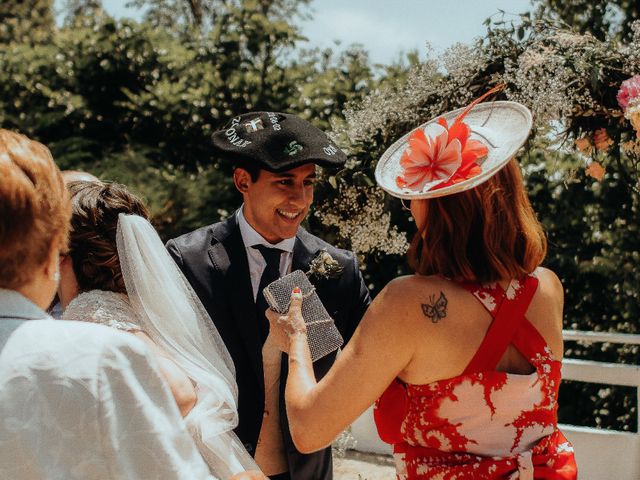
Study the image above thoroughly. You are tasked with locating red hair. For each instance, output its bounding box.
[0,129,71,289]
[408,159,547,283]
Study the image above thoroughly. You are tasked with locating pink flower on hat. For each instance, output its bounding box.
[617,75,640,111]
[433,116,487,188]
[395,128,462,191]
[395,85,500,193]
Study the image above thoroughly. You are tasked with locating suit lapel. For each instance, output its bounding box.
[208,216,264,386]
[292,228,319,273]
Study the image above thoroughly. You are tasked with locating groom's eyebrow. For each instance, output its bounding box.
[273,172,317,179]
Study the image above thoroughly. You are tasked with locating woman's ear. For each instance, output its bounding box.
[233,168,251,193]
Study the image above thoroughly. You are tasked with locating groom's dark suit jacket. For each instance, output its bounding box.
[166,214,371,480]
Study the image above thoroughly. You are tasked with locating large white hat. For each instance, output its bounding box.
[375,100,532,200]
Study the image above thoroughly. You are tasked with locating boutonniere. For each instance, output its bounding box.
[306,249,344,280]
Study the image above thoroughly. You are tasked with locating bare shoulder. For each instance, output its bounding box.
[528,268,565,356]
[353,275,453,361]
[377,274,449,307]
[383,274,451,294]
[534,267,564,307]
[369,275,458,326]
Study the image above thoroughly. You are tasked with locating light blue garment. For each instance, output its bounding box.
[0,288,48,351]
[0,288,49,321]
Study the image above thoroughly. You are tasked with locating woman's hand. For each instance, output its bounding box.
[133,331,197,416]
[265,287,307,353]
[280,279,417,453]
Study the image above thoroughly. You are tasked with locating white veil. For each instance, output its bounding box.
[116,214,258,478]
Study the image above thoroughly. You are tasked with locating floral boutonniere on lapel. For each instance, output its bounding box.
[306,249,344,280]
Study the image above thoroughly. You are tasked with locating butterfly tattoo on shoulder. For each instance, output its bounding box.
[421,291,448,323]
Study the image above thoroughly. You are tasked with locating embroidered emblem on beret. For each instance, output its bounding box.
[244,118,264,133]
[284,141,304,156]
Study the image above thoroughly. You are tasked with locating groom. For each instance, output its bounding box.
[167,112,371,480]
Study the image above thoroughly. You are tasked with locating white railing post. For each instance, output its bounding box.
[560,329,640,480]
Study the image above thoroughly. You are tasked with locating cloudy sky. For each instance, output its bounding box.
[55,0,533,65]
[300,0,532,64]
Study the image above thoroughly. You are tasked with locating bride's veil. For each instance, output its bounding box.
[116,213,258,478]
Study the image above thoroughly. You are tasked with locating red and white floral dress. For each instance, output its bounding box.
[374,275,577,479]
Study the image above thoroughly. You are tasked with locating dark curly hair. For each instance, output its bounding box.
[67,181,150,293]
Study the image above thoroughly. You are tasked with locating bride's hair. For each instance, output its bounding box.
[67,181,149,293]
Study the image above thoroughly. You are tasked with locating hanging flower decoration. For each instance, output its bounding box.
[617,75,640,139]
[585,161,605,181]
[628,113,640,138]
[593,128,614,152]
[395,86,501,192]
[621,139,640,156]
[575,136,593,155]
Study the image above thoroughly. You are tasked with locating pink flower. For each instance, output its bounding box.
[396,127,462,191]
[395,86,500,193]
[617,75,640,111]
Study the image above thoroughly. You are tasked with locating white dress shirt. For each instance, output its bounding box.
[237,207,296,300]
[237,208,295,476]
[0,289,215,480]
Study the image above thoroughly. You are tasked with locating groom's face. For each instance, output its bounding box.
[236,163,316,243]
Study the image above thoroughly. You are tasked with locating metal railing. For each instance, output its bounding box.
[562,329,640,428]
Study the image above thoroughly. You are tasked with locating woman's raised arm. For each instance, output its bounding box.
[267,280,416,453]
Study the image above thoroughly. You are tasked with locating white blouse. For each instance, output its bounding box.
[0,289,215,480]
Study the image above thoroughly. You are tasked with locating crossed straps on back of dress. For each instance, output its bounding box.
[460,274,551,375]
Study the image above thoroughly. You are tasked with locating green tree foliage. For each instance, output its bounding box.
[62,0,106,22]
[536,0,640,41]
[0,0,381,238]
[0,0,54,44]
[289,46,374,130]
[128,0,214,30]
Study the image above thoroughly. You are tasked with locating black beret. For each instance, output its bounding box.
[211,112,347,172]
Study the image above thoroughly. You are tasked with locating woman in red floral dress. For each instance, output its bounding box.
[267,93,577,479]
